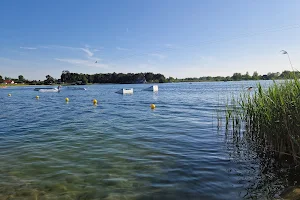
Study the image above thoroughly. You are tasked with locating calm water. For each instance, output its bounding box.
[0,81,292,199]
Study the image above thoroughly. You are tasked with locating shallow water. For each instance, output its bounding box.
[0,81,292,199]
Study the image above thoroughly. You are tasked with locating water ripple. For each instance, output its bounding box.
[0,81,286,199]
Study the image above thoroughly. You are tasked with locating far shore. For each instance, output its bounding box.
[0,83,92,87]
[0,79,289,88]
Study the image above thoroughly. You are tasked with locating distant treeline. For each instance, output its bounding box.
[1,70,300,85]
[177,71,300,82]
[60,71,167,84]
[60,70,300,84]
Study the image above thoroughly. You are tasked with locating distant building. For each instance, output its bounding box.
[3,80,14,84]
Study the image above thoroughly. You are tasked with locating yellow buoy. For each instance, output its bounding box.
[36,96,39,99]
[93,99,98,105]
[65,97,69,102]
[8,94,11,97]
[150,104,156,109]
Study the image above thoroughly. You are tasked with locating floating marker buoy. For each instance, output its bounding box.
[93,99,97,105]
[36,96,39,99]
[8,94,11,97]
[150,104,156,109]
[65,97,69,102]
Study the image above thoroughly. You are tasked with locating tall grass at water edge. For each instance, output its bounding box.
[224,79,300,164]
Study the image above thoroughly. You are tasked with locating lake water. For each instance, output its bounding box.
[0,81,294,199]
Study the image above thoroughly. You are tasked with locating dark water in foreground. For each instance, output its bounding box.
[0,81,297,199]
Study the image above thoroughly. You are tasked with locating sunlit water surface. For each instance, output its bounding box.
[0,81,294,199]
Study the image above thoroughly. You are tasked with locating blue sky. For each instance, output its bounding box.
[1,0,300,80]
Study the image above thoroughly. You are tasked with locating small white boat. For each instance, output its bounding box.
[144,85,158,92]
[116,88,133,94]
[39,88,59,93]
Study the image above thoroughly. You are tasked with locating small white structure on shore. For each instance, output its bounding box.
[116,88,134,94]
[144,85,158,92]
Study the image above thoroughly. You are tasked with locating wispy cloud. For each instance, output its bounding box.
[80,48,93,57]
[19,44,106,68]
[148,53,166,59]
[20,46,37,50]
[44,44,108,68]
[40,45,78,50]
[40,45,99,57]
[55,58,107,68]
[116,47,129,51]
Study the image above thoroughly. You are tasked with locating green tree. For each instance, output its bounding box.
[280,71,293,79]
[267,72,280,80]
[0,75,3,83]
[243,72,251,80]
[252,71,259,80]
[145,73,154,82]
[168,76,175,82]
[60,71,166,84]
[61,70,70,82]
[232,73,242,81]
[18,75,25,82]
[81,76,88,84]
[44,75,55,85]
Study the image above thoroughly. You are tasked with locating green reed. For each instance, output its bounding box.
[225,79,300,163]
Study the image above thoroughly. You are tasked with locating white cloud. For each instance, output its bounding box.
[40,45,98,57]
[116,47,129,51]
[40,44,106,68]
[55,58,107,68]
[80,48,93,57]
[40,45,75,50]
[20,47,37,50]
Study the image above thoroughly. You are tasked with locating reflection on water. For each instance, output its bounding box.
[225,129,300,199]
[0,81,298,199]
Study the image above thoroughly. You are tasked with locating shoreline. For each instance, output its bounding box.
[0,79,291,88]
